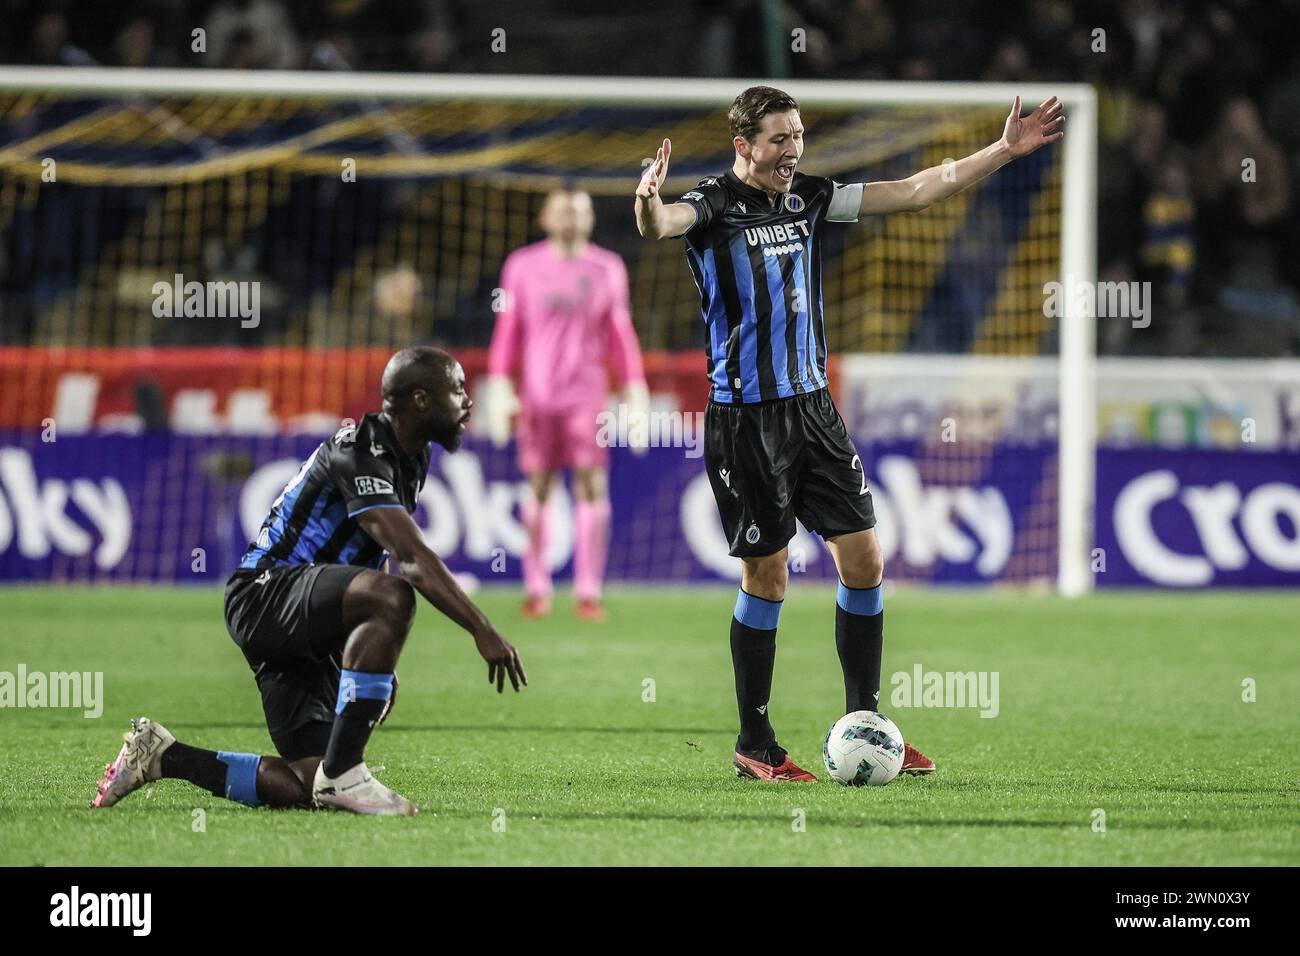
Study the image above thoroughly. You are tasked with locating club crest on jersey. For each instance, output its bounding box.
[745,523,761,545]
[355,476,395,496]
[783,192,805,213]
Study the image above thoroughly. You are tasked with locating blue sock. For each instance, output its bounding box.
[216,752,261,807]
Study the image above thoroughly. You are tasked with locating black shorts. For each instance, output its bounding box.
[704,387,876,558]
[223,563,367,761]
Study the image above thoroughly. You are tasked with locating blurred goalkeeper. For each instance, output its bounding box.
[481,186,648,622]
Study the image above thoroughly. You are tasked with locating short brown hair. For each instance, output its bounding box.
[729,86,800,143]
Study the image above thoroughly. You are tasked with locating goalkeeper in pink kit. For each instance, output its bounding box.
[482,186,648,621]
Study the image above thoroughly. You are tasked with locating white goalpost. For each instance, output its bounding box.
[0,67,1098,595]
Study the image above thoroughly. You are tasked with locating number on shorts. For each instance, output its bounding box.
[851,454,869,496]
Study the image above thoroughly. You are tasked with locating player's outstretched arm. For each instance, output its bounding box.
[358,506,527,693]
[634,138,697,239]
[859,95,1065,216]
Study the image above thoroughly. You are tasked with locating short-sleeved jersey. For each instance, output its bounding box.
[238,412,431,571]
[677,169,862,404]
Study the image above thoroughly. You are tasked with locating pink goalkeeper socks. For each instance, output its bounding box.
[573,497,611,602]
[521,495,552,599]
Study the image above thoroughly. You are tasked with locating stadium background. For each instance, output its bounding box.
[1,0,1298,591]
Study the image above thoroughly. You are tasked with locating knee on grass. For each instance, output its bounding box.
[256,757,315,808]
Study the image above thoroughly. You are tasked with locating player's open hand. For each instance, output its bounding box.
[474,625,528,693]
[636,138,671,201]
[1002,96,1064,158]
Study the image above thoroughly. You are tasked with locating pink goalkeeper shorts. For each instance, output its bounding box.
[517,404,609,474]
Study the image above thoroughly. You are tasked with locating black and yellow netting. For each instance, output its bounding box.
[0,92,1060,353]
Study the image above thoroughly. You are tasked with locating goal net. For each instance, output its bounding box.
[0,69,1095,593]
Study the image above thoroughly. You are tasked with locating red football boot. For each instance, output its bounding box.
[733,748,817,782]
[900,741,935,776]
[521,595,551,619]
[575,598,606,622]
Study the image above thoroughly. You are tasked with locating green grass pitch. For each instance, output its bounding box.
[1,585,1296,866]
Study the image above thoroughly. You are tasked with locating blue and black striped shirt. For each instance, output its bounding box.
[239,413,431,571]
[678,169,862,404]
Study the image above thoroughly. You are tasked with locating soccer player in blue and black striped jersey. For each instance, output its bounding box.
[635,86,1064,781]
[92,347,526,815]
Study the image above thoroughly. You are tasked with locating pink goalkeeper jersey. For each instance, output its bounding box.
[488,241,644,412]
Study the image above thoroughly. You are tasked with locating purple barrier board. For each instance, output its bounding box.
[1095,448,1300,587]
[0,429,1065,586]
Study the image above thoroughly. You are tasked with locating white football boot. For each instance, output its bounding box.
[91,717,176,808]
[312,762,418,816]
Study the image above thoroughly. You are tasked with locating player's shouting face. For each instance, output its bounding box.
[734,108,804,197]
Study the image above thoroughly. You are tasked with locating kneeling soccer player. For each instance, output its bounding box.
[92,347,527,816]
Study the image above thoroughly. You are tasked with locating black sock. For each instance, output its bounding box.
[322,703,385,778]
[835,581,884,714]
[730,589,781,755]
[323,669,395,778]
[159,741,227,797]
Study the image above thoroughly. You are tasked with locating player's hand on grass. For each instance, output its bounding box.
[1002,96,1064,158]
[636,138,671,201]
[474,626,527,693]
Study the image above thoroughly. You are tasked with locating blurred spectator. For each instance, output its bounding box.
[1194,98,1291,284]
[983,39,1034,83]
[2,0,1298,355]
[113,15,159,68]
[203,0,300,69]
[1141,147,1195,310]
[29,10,70,65]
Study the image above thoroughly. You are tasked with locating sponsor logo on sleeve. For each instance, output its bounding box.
[355,476,395,496]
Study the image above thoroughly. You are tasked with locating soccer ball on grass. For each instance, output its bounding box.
[822,711,904,786]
